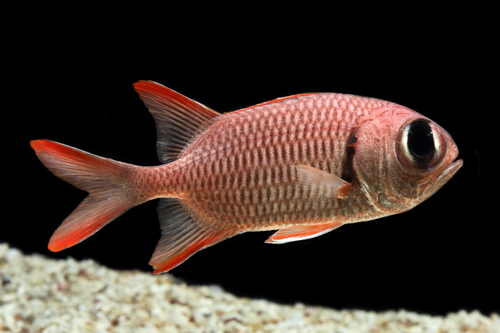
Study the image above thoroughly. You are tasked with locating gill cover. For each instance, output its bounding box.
[351,111,404,213]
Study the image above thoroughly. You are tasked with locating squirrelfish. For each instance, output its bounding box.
[31,81,463,273]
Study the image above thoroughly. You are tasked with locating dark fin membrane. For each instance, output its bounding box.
[342,127,359,183]
[133,81,221,164]
[149,198,235,273]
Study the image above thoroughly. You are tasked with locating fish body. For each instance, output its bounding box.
[31,81,462,273]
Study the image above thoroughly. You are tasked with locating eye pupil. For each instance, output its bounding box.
[408,121,435,158]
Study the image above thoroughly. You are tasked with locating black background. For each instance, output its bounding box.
[5,10,498,318]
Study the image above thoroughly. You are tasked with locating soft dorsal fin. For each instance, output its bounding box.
[133,81,221,163]
[149,198,236,273]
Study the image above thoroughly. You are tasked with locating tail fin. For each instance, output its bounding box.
[31,140,140,252]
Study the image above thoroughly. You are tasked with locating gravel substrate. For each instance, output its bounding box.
[1,243,498,333]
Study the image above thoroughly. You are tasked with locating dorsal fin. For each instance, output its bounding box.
[133,81,221,163]
[232,93,316,114]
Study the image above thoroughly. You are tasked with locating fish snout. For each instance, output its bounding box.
[438,131,463,182]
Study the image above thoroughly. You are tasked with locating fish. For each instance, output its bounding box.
[31,81,463,273]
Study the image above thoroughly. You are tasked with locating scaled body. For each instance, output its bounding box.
[153,93,386,229]
[31,81,462,273]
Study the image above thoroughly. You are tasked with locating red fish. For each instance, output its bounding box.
[31,81,463,273]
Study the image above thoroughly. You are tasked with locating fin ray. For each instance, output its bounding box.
[150,198,235,273]
[133,81,221,164]
[266,222,343,244]
[295,164,352,199]
[30,140,139,252]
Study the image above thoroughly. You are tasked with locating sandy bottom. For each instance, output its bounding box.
[1,243,498,333]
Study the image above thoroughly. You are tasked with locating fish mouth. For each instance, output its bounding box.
[436,128,463,184]
[437,159,463,183]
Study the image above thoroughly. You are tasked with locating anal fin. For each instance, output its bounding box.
[265,222,342,244]
[150,198,234,274]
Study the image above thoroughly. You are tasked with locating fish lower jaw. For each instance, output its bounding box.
[438,159,463,183]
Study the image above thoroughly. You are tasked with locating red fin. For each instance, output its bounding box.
[31,140,139,252]
[133,80,221,164]
[265,222,343,244]
[150,198,235,274]
[232,93,317,114]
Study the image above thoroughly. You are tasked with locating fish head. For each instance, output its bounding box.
[351,105,463,214]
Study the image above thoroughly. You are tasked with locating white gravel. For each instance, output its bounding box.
[1,243,498,333]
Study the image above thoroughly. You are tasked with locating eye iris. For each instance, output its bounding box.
[395,119,446,173]
[408,121,434,158]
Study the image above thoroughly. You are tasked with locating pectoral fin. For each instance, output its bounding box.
[295,164,352,198]
[265,222,343,244]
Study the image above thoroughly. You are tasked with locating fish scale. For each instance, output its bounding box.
[159,93,387,231]
[31,80,462,273]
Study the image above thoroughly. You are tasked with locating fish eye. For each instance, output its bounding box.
[396,119,447,172]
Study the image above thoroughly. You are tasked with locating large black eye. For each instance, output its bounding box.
[396,119,447,173]
[407,121,434,161]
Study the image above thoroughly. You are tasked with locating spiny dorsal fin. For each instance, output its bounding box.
[133,81,221,163]
[150,198,235,274]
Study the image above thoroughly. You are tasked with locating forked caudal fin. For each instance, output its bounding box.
[32,81,231,274]
[30,140,141,252]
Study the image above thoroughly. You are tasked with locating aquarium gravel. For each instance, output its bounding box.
[0,243,498,333]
